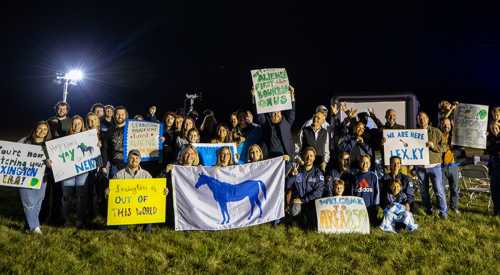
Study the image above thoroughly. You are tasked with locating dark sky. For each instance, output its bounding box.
[2,2,500,139]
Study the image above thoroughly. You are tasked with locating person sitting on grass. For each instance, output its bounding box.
[352,154,380,226]
[380,156,415,212]
[285,146,325,229]
[380,179,418,233]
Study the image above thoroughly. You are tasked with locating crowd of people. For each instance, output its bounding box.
[15,87,500,235]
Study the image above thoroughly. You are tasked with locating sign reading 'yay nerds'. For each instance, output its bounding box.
[251,68,292,114]
[383,129,429,165]
[45,129,101,182]
[315,196,370,234]
[107,178,167,226]
[0,140,46,189]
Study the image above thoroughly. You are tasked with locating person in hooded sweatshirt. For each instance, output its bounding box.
[352,154,380,226]
[285,146,325,229]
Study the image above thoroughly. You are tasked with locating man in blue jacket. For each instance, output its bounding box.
[286,146,325,229]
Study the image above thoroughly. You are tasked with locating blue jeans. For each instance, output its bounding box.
[417,166,448,217]
[19,181,47,231]
[61,173,89,225]
[442,164,460,210]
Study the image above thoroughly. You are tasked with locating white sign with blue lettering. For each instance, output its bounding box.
[46,129,101,182]
[383,129,429,165]
[0,140,46,189]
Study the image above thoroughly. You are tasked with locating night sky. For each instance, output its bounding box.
[2,2,500,139]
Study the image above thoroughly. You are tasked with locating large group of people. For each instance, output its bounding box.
[15,88,500,235]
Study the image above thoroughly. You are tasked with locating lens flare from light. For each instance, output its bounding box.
[65,69,84,81]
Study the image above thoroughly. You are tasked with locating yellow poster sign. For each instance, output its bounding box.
[107,178,167,226]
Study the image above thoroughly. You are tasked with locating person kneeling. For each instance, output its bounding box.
[380,179,418,233]
[285,147,325,229]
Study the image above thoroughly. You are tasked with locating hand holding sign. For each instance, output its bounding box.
[251,68,292,114]
[383,129,430,165]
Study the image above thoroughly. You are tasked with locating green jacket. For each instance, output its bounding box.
[426,126,445,164]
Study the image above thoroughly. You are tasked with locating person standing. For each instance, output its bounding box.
[297,111,329,171]
[18,121,52,234]
[416,111,448,219]
[101,105,115,137]
[440,117,465,214]
[60,115,92,228]
[145,105,161,123]
[255,86,295,159]
[105,106,128,177]
[487,121,500,216]
[48,101,71,138]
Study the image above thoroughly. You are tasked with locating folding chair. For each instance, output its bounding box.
[459,164,492,210]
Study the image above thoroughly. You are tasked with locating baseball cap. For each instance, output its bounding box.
[315,105,328,114]
[128,149,141,158]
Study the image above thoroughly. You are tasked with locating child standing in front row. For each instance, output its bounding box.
[333,180,345,197]
[352,155,380,225]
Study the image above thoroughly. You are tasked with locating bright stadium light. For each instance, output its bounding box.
[56,68,85,103]
[65,69,84,82]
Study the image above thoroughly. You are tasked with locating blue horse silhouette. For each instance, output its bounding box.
[195,174,267,224]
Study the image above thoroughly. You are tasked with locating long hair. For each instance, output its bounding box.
[216,146,234,167]
[29,121,52,143]
[247,144,263,163]
[162,112,176,129]
[180,117,196,139]
[213,123,232,143]
[178,144,200,166]
[69,115,87,135]
[86,112,101,133]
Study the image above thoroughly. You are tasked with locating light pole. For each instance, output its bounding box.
[56,69,84,103]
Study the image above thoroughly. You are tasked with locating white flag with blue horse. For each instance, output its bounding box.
[173,157,285,231]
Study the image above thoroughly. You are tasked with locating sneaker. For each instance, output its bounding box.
[452,209,461,215]
[407,224,419,232]
[33,227,43,235]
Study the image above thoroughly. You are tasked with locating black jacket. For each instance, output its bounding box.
[256,102,296,157]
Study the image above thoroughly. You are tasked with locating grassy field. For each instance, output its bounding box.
[0,187,498,274]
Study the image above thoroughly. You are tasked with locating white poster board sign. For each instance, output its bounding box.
[124,120,163,162]
[383,129,429,165]
[251,68,292,114]
[46,129,101,182]
[0,140,46,189]
[452,103,489,149]
[316,196,370,234]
